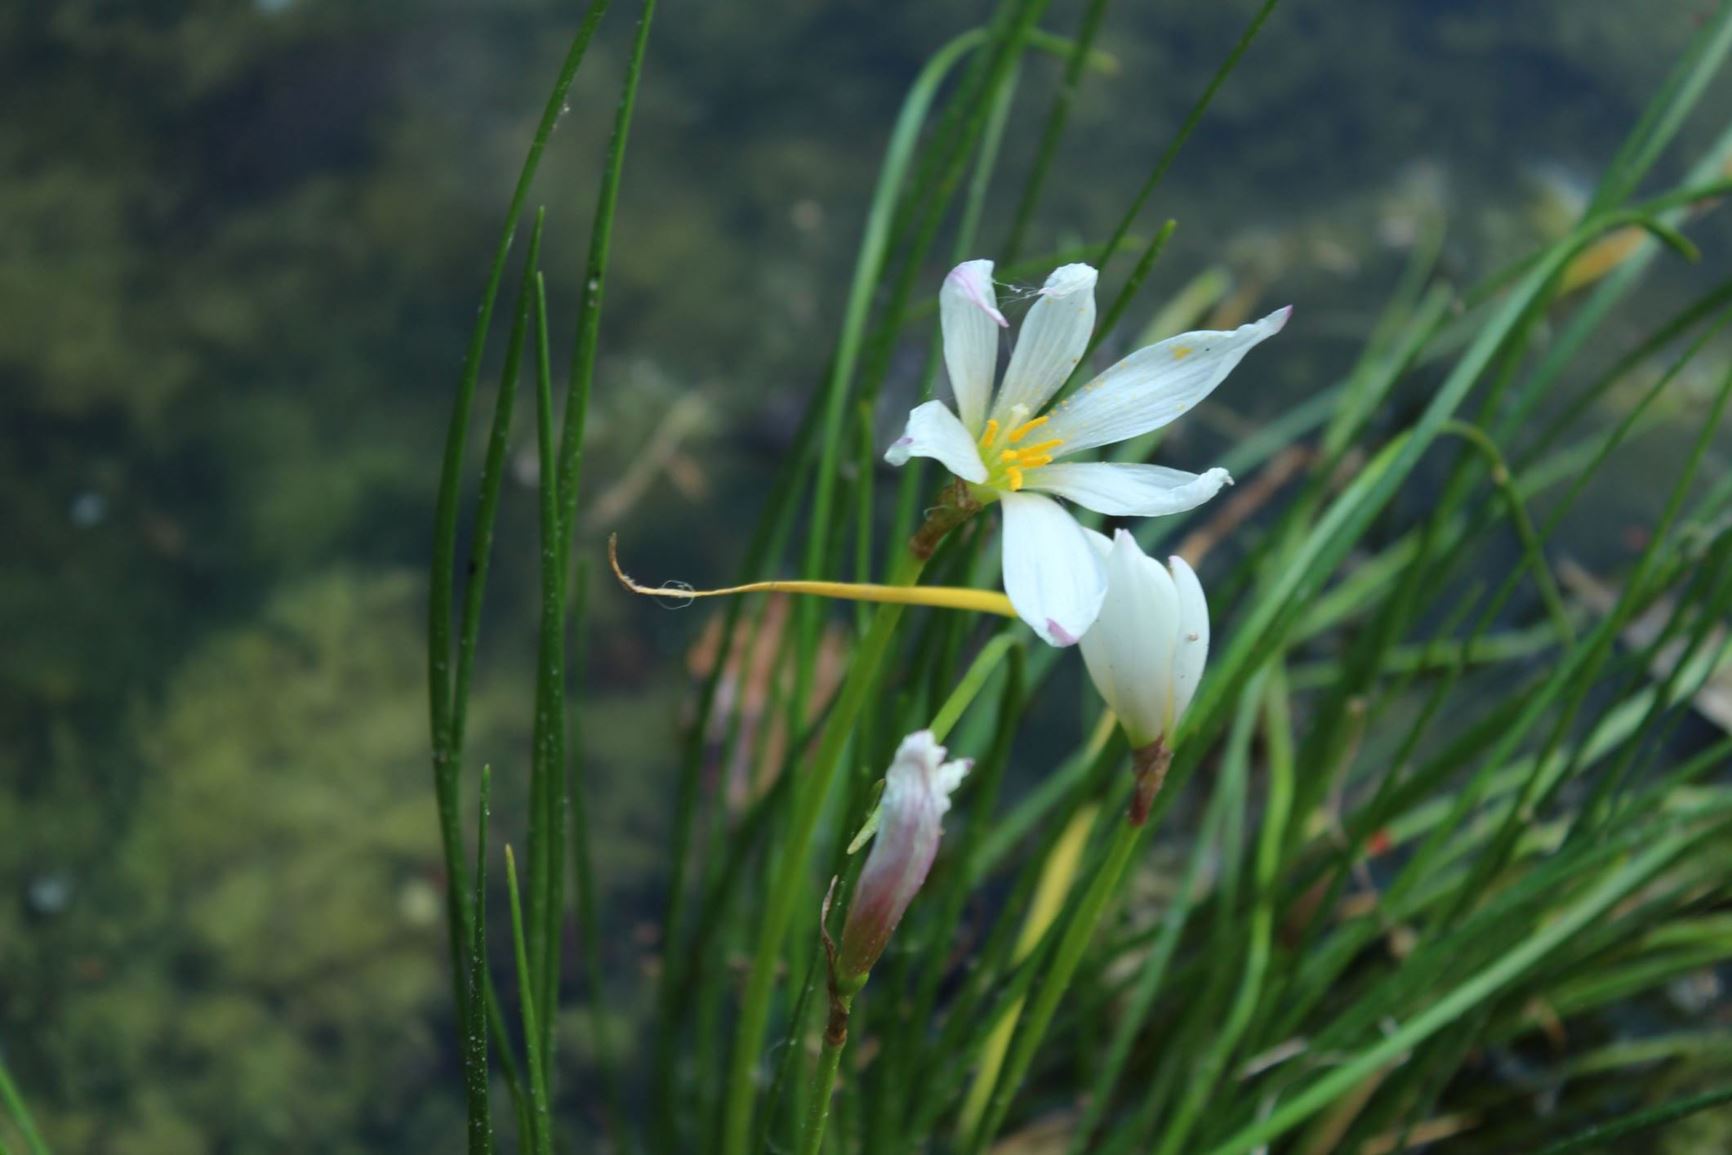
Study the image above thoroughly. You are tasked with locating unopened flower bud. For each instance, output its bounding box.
[1078,530,1209,823]
[836,731,970,982]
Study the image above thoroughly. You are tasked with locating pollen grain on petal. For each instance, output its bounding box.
[1172,345,1194,360]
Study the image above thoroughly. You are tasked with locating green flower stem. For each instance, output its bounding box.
[798,990,856,1155]
[720,549,928,1155]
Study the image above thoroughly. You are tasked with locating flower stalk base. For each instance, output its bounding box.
[909,479,982,560]
[1129,739,1173,826]
[804,904,865,1155]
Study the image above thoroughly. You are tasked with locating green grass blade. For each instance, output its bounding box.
[1003,0,1115,263]
[557,0,657,551]
[505,846,552,1155]
[465,766,494,1155]
[721,554,927,1155]
[427,0,610,1067]
[1532,1085,1732,1155]
[1198,827,1713,1155]
[0,1047,48,1155]
[1091,0,1282,284]
[527,272,567,1074]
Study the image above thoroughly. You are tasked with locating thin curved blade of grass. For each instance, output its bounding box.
[464,765,493,1155]
[504,845,552,1155]
[526,270,567,1084]
[429,0,611,952]
[0,1047,49,1155]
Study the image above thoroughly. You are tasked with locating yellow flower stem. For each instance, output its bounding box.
[609,534,1016,619]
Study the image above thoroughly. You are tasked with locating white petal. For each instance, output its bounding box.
[932,758,973,814]
[941,260,1006,434]
[989,264,1097,424]
[1079,530,1180,746]
[1022,462,1233,517]
[884,400,988,483]
[999,491,1107,647]
[1168,555,1209,724]
[1044,307,1290,456]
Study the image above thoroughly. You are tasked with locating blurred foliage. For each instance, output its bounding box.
[2,0,1729,1149]
[2,572,466,1150]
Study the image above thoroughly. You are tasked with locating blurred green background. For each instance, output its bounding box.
[2,1,1728,1150]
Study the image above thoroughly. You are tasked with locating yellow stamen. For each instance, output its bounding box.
[609,534,1017,617]
[1019,453,1054,470]
[1015,437,1064,457]
[1006,415,1050,443]
[1005,466,1025,491]
[977,418,1000,450]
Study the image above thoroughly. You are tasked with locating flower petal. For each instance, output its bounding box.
[1022,462,1232,517]
[989,264,1097,424]
[1043,306,1290,455]
[884,399,988,483]
[1168,555,1209,724]
[941,260,1006,434]
[1079,530,1180,746]
[999,491,1107,647]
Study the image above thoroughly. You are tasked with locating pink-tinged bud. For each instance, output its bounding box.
[837,731,970,981]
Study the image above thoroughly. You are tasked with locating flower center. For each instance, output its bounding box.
[977,407,1064,492]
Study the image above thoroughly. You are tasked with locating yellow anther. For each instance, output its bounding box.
[984,418,1062,492]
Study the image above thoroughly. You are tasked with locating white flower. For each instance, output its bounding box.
[1077,529,1209,749]
[837,730,970,979]
[885,259,1286,646]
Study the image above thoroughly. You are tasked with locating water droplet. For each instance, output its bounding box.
[69,492,107,528]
